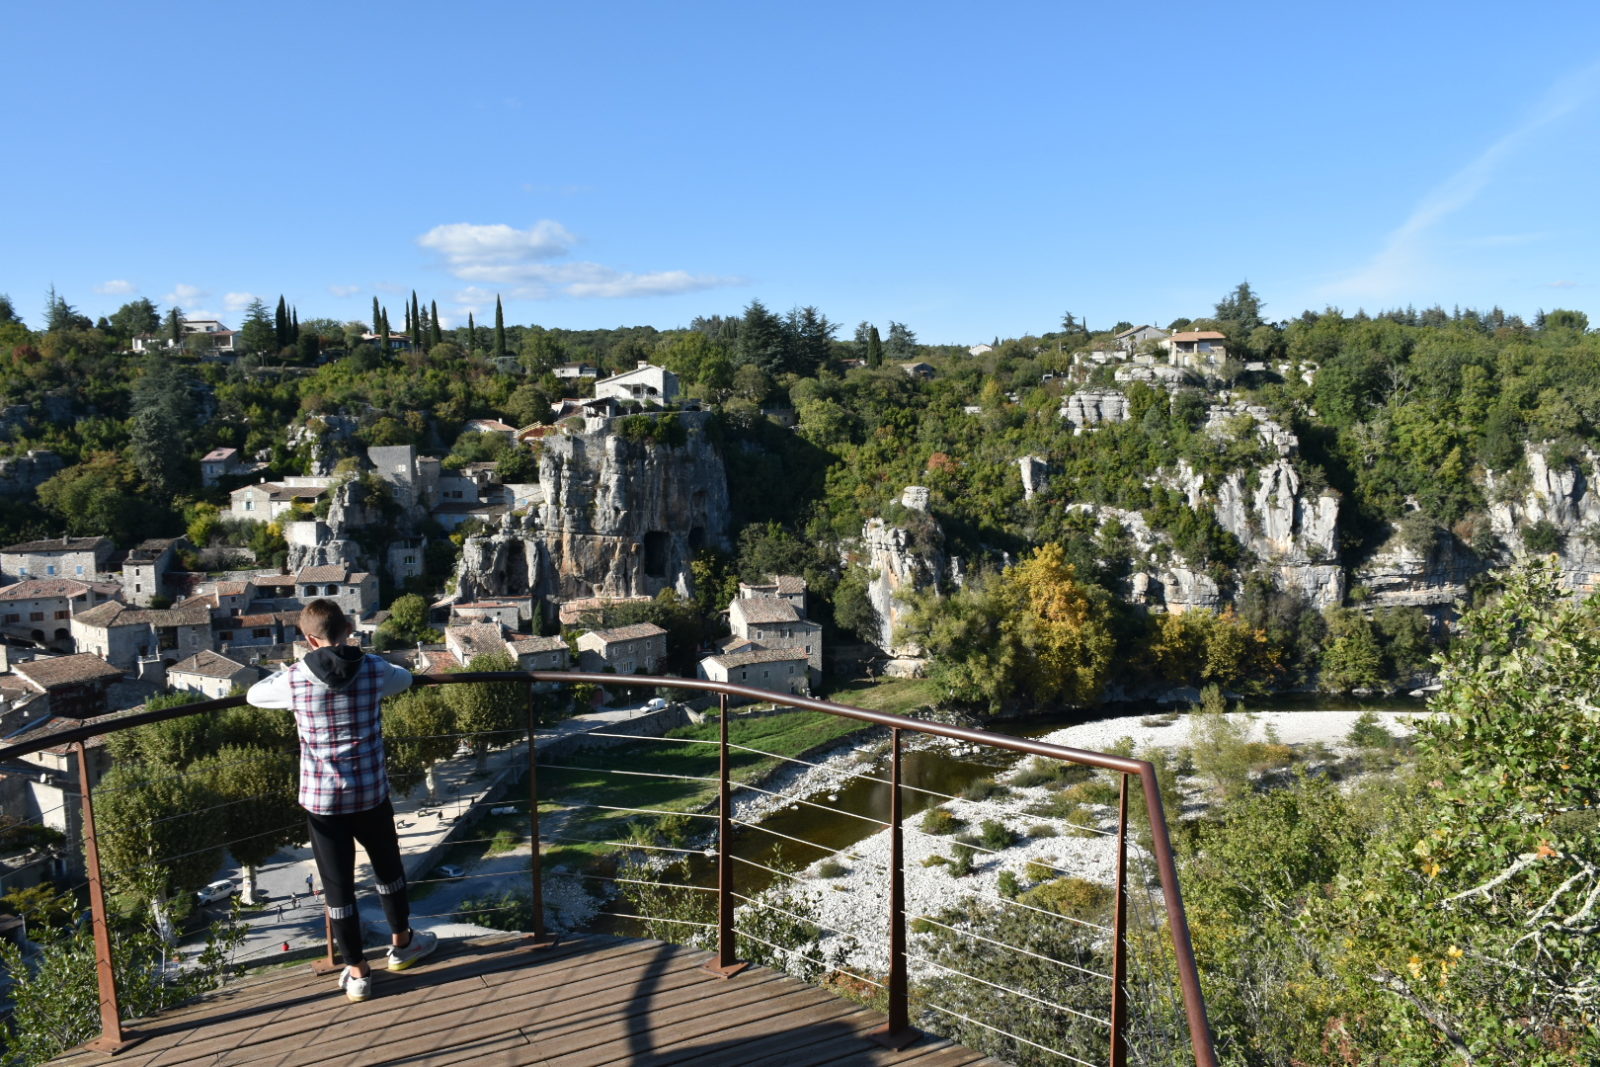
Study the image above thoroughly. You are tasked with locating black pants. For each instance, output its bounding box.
[305,798,409,966]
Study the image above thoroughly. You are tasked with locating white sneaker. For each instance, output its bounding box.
[339,968,371,1002]
[386,929,437,972]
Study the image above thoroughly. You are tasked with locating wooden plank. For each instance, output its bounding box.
[632,996,873,1066]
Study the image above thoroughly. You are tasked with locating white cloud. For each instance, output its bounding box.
[224,292,259,312]
[184,309,224,323]
[1322,59,1600,304]
[1547,280,1580,289]
[328,284,362,298]
[94,279,136,296]
[165,282,209,306]
[420,220,740,302]
[418,221,574,267]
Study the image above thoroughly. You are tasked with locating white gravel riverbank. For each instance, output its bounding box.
[751,706,1429,979]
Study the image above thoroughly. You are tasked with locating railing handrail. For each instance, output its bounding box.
[6,668,1217,1066]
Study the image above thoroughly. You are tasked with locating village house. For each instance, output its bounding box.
[968,343,994,356]
[738,575,807,614]
[214,610,299,651]
[0,536,115,584]
[508,634,570,672]
[1162,330,1229,368]
[553,362,599,379]
[0,579,122,648]
[0,706,124,885]
[444,622,510,665]
[166,650,257,698]
[293,564,377,618]
[727,596,822,679]
[450,600,526,631]
[227,480,330,521]
[10,654,123,720]
[387,538,427,587]
[697,646,810,697]
[70,601,213,671]
[900,362,936,381]
[200,447,243,487]
[576,623,667,674]
[462,417,518,441]
[593,363,679,405]
[119,537,180,606]
[1115,324,1171,352]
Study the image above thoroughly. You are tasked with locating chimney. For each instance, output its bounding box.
[637,360,649,370]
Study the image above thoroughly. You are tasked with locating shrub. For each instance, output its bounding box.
[997,870,1021,899]
[816,858,846,878]
[1064,779,1120,807]
[978,819,1015,851]
[1345,710,1394,748]
[487,829,521,855]
[962,778,1011,802]
[1021,876,1112,920]
[1027,823,1057,838]
[921,855,949,868]
[948,843,976,877]
[1010,758,1090,789]
[1024,859,1057,883]
[919,807,963,835]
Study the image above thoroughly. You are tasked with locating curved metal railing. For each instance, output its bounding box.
[0,670,1217,1067]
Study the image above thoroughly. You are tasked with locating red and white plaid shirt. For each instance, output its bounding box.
[275,655,390,815]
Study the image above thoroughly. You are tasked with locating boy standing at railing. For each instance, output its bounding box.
[247,598,437,1002]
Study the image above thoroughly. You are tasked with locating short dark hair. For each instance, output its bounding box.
[300,599,353,643]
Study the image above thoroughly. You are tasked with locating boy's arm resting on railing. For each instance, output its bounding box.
[244,659,413,708]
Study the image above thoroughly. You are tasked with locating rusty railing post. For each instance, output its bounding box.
[1111,773,1129,1067]
[704,692,746,977]
[525,680,557,949]
[76,741,142,1053]
[872,727,918,1049]
[1140,765,1218,1067]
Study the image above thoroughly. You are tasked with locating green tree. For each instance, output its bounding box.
[384,688,457,800]
[193,745,300,903]
[36,453,152,541]
[237,298,275,356]
[448,651,524,771]
[129,355,203,495]
[92,763,224,940]
[107,298,160,340]
[866,325,883,368]
[493,295,506,361]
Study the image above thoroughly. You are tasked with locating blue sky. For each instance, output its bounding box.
[6,2,1599,343]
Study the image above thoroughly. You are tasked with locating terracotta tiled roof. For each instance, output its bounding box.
[236,613,278,626]
[0,579,94,601]
[732,598,801,625]
[705,647,809,669]
[1167,331,1227,342]
[202,448,238,462]
[71,602,140,628]
[585,623,667,644]
[294,564,349,584]
[213,582,248,596]
[446,623,509,661]
[416,649,459,675]
[13,654,122,689]
[1,536,111,555]
[251,574,296,589]
[169,650,251,679]
[509,635,568,656]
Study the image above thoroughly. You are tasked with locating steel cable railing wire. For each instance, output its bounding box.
[0,672,1215,1067]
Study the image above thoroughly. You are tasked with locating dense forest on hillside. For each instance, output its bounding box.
[3,284,1596,707]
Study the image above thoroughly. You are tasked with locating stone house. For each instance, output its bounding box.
[508,635,570,672]
[70,602,212,670]
[463,418,518,440]
[167,650,257,698]
[1162,330,1229,368]
[0,709,122,885]
[228,481,329,521]
[576,623,667,674]
[294,564,378,618]
[444,622,512,665]
[737,575,807,615]
[1114,325,1170,352]
[697,646,810,697]
[727,597,822,678]
[593,363,679,405]
[11,654,123,718]
[120,537,180,606]
[0,579,120,648]
[387,539,427,587]
[200,447,243,487]
[0,536,114,584]
[553,362,599,379]
[214,611,297,650]
[900,362,936,381]
[450,600,524,630]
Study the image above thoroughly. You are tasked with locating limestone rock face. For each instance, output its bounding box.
[0,450,64,495]
[1486,445,1600,590]
[859,515,952,655]
[1060,390,1130,432]
[1017,456,1049,500]
[1351,530,1477,612]
[289,415,363,476]
[456,513,546,601]
[530,411,731,600]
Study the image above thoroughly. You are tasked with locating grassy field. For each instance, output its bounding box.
[822,677,941,717]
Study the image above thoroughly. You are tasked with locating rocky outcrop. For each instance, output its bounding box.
[1486,444,1600,590]
[456,513,546,601]
[1064,505,1228,613]
[1017,456,1048,500]
[0,450,64,495]
[1060,390,1129,432]
[534,412,730,600]
[1351,529,1477,612]
[290,415,363,476]
[857,499,960,656]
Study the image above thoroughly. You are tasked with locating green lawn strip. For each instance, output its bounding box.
[823,677,941,716]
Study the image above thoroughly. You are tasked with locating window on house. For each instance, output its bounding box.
[244,499,254,511]
[29,612,44,622]
[219,631,234,642]
[17,567,27,576]
[134,583,142,593]
[45,565,56,576]
[253,628,271,638]
[54,610,68,620]
[75,565,84,575]
[404,556,415,565]
[3,614,18,624]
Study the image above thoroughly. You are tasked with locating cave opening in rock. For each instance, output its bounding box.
[643,530,670,578]
[688,525,705,552]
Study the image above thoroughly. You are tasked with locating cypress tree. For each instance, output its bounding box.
[274,296,289,349]
[291,307,300,342]
[466,312,476,355]
[411,291,421,346]
[867,326,883,368]
[493,296,506,360]
[372,297,381,335]
[379,308,392,354]
[430,301,442,348]
[403,303,411,340]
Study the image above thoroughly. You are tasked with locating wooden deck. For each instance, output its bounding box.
[50,934,1003,1066]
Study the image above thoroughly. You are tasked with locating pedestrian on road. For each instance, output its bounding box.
[248,599,439,1003]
